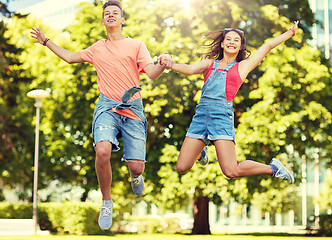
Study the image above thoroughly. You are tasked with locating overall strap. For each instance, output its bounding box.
[212,60,219,70]
[223,61,238,72]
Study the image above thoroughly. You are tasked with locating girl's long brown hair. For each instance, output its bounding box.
[203,29,251,62]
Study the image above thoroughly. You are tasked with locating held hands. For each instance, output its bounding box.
[157,53,173,69]
[289,21,299,36]
[30,27,48,45]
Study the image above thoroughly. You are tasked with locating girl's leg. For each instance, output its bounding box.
[177,137,206,174]
[214,139,273,178]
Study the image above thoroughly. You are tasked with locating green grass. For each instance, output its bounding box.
[0,234,330,240]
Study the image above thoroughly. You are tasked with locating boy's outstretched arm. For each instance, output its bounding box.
[31,27,83,64]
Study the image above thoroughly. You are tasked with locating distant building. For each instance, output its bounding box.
[309,0,331,59]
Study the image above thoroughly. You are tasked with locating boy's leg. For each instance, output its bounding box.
[177,137,205,174]
[127,159,145,175]
[120,116,147,195]
[93,111,121,230]
[95,141,114,230]
[127,160,145,195]
[95,141,113,201]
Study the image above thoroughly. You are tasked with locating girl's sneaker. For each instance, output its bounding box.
[270,158,294,184]
[198,146,209,165]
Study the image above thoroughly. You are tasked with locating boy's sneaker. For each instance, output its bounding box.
[130,171,144,195]
[198,146,209,165]
[98,199,113,230]
[270,158,294,184]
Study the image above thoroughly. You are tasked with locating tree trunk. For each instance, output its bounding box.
[192,196,211,234]
[80,189,88,202]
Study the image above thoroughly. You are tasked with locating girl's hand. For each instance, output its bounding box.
[290,21,299,36]
[158,53,173,69]
[30,27,47,45]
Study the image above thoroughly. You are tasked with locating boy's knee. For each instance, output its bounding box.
[130,169,143,176]
[96,148,110,161]
[128,160,144,175]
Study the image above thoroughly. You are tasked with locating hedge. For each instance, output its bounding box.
[0,202,181,235]
[0,202,106,235]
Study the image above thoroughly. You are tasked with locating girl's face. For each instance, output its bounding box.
[221,31,242,54]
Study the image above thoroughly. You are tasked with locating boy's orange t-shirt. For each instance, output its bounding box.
[80,38,153,120]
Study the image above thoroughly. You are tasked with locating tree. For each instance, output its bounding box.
[0,0,35,200]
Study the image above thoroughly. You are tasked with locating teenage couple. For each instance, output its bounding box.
[31,0,297,230]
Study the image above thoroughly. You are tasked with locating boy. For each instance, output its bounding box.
[31,0,172,230]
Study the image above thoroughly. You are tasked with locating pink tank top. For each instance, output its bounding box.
[204,61,243,101]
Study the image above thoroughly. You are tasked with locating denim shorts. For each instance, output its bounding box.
[93,110,147,161]
[186,101,236,143]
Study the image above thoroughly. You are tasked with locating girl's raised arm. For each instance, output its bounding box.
[239,21,298,79]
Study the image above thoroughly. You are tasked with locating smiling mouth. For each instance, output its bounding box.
[107,19,116,23]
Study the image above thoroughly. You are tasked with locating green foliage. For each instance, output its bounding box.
[1,1,330,231]
[319,169,332,213]
[251,178,296,214]
[0,202,181,235]
[0,18,34,197]
[0,202,32,218]
[39,202,105,235]
[318,214,332,236]
[0,202,106,235]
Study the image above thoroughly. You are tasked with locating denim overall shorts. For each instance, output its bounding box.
[186,60,237,144]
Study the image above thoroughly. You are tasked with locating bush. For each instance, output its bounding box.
[0,202,106,235]
[0,202,32,218]
[318,214,332,236]
[39,202,107,235]
[0,202,182,235]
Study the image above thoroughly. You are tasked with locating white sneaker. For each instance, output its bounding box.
[130,172,144,195]
[198,146,209,165]
[270,158,294,184]
[98,199,113,230]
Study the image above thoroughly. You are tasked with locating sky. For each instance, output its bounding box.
[7,0,46,11]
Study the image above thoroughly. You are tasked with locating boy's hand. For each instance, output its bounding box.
[157,53,173,69]
[30,27,47,45]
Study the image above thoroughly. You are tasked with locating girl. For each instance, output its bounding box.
[163,21,298,183]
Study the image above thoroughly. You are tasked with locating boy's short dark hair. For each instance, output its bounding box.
[102,0,123,17]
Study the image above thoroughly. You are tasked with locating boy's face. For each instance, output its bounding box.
[102,5,125,27]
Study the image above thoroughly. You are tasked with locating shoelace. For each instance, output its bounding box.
[275,169,288,179]
[99,206,111,217]
[132,176,141,186]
